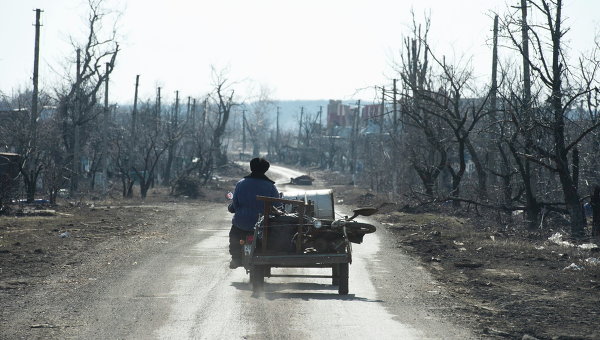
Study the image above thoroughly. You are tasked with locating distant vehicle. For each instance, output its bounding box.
[290,174,314,185]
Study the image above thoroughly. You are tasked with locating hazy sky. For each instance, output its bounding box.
[1,0,599,104]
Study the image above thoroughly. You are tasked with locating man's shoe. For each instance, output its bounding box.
[229,259,241,269]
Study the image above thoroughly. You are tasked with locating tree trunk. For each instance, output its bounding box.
[252,142,260,158]
[72,121,81,192]
[91,171,96,190]
[140,177,151,199]
[25,173,36,203]
[415,170,435,197]
[591,185,600,239]
[450,139,467,207]
[49,190,57,205]
[71,49,82,194]
[465,138,487,200]
[121,174,127,197]
[498,144,513,207]
[549,0,585,238]
[523,162,540,230]
[557,160,586,238]
[164,145,175,184]
[509,143,539,229]
[126,180,134,198]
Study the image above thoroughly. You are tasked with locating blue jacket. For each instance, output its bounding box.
[232,175,279,231]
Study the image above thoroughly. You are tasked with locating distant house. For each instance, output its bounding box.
[361,103,383,121]
[327,99,354,130]
[326,100,385,135]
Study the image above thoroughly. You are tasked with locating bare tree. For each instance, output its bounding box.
[424,54,492,204]
[395,16,451,197]
[500,0,600,237]
[132,102,169,198]
[1,90,52,202]
[162,91,185,185]
[202,68,237,183]
[55,0,119,194]
[244,84,275,158]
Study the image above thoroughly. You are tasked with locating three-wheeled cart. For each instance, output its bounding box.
[241,194,376,295]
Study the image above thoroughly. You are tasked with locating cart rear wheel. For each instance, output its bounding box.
[250,265,265,292]
[338,263,349,295]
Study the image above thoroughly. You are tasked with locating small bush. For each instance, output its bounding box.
[172,176,202,198]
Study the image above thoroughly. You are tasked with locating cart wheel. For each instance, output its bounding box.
[332,265,339,286]
[338,263,349,295]
[251,265,265,292]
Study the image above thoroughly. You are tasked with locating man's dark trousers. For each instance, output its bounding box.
[229,225,253,261]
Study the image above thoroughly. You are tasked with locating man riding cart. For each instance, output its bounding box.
[228,157,281,269]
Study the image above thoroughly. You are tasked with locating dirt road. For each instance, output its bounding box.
[1,166,474,339]
[65,207,472,339]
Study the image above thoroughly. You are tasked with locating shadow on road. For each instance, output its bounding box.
[231,281,384,302]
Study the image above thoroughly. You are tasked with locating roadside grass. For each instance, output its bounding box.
[377,209,600,339]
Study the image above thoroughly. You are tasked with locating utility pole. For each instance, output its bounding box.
[490,15,503,201]
[156,87,161,133]
[242,110,247,153]
[392,79,398,135]
[26,8,42,202]
[276,106,280,146]
[351,100,361,175]
[305,108,311,147]
[173,90,179,175]
[356,99,361,179]
[191,98,197,131]
[318,105,323,167]
[132,74,140,147]
[318,105,323,130]
[298,107,304,147]
[186,96,191,121]
[102,62,110,194]
[185,96,191,168]
[30,8,41,154]
[126,75,140,197]
[520,0,537,230]
[275,106,280,160]
[354,100,361,135]
[202,98,207,130]
[521,0,531,111]
[72,48,82,193]
[491,15,499,119]
[392,79,399,198]
[164,90,178,184]
[128,75,140,181]
[380,86,385,133]
[174,90,179,129]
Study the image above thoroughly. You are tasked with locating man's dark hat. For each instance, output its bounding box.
[250,157,270,174]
